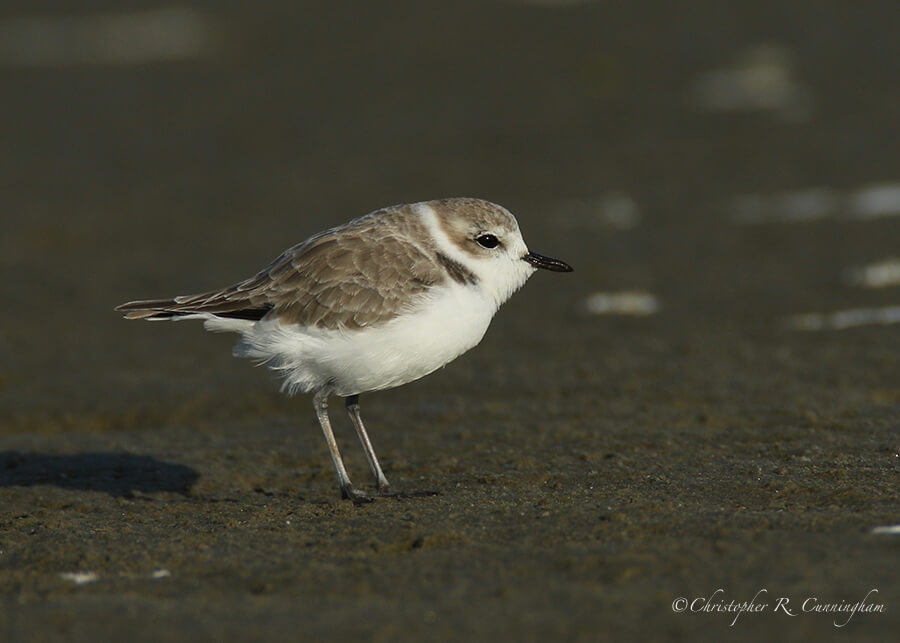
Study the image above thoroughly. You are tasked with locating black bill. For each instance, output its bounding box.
[523,251,574,272]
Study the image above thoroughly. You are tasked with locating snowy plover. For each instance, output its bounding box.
[117,198,573,502]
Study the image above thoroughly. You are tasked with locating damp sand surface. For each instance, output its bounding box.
[1,2,899,641]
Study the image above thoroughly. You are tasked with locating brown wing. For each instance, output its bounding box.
[116,218,446,330]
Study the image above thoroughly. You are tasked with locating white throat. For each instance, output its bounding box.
[415,202,534,309]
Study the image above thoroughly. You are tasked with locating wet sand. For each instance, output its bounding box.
[1,2,898,641]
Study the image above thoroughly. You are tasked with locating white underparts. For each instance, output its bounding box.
[229,281,498,396]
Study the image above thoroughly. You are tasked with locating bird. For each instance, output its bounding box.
[116,198,573,502]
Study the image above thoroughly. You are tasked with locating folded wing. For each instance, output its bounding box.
[116,228,445,330]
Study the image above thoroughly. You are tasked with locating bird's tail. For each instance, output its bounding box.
[115,292,272,322]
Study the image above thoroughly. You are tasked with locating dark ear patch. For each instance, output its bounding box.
[435,252,479,285]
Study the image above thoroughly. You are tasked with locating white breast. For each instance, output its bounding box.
[233,281,499,397]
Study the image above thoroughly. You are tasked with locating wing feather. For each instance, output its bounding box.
[116,211,446,329]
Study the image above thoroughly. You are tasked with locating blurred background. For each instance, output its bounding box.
[1,1,898,640]
[2,0,899,420]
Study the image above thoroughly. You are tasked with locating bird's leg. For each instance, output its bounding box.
[345,395,439,499]
[313,388,371,503]
[344,395,391,491]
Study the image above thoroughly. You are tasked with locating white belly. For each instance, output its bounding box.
[232,282,499,397]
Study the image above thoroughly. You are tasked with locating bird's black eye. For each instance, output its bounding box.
[476,234,500,249]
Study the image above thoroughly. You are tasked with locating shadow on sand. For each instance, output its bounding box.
[0,452,198,497]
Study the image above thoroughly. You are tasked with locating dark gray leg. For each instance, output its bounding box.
[313,388,371,503]
[345,395,391,491]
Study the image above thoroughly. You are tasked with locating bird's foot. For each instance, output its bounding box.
[340,484,440,503]
[340,485,375,504]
